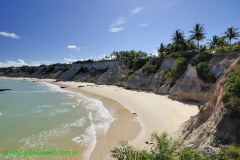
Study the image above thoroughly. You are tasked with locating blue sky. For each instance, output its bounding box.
[0,0,239,67]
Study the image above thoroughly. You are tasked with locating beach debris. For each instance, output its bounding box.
[132,113,138,116]
[0,89,12,92]
[145,141,153,145]
[78,85,85,88]
[60,86,66,88]
[54,80,60,82]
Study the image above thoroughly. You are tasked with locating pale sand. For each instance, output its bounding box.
[54,81,198,147]
[5,77,198,159]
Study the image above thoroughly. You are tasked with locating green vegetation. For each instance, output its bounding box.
[157,24,239,56]
[85,76,97,83]
[63,64,70,71]
[191,53,212,66]
[131,58,148,71]
[166,57,188,81]
[223,67,240,112]
[43,64,55,75]
[191,53,216,83]
[196,62,216,83]
[189,23,206,52]
[225,27,240,52]
[111,133,240,160]
[143,57,162,74]
[109,50,148,62]
[19,65,38,74]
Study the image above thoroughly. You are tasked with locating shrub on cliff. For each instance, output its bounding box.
[166,57,188,81]
[191,53,212,66]
[143,57,162,74]
[196,61,216,83]
[223,67,240,112]
[131,58,148,71]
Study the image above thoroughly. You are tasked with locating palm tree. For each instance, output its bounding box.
[189,23,206,52]
[158,43,165,57]
[171,29,186,52]
[224,27,240,52]
[208,35,219,50]
[218,36,227,52]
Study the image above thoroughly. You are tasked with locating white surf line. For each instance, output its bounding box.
[83,112,97,160]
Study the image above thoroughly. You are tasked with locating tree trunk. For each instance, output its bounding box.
[197,40,200,53]
[229,39,232,53]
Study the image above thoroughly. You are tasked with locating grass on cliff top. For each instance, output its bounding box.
[223,66,240,112]
[111,133,240,160]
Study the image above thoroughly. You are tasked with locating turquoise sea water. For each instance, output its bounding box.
[0,78,113,159]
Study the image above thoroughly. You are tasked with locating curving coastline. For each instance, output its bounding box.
[2,77,198,159]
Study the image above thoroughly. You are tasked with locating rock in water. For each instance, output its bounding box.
[0,89,12,92]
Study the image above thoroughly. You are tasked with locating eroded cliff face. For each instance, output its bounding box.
[178,57,240,153]
[125,57,174,93]
[1,54,239,104]
[169,64,214,103]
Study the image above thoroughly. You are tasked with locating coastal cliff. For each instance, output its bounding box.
[179,57,240,153]
[0,53,239,104]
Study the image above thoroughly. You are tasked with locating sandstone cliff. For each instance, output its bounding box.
[1,53,239,104]
[178,57,240,153]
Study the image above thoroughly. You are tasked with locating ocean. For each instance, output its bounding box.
[0,77,114,159]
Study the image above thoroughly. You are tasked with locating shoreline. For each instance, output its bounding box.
[0,77,198,159]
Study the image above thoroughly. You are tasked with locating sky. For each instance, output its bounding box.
[0,0,239,67]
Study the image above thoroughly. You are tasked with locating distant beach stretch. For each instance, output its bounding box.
[0,77,197,159]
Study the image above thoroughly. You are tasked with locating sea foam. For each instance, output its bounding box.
[38,81,114,158]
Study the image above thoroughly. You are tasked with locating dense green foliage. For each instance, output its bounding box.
[191,53,216,83]
[189,23,206,51]
[166,57,188,81]
[196,62,216,83]
[19,65,38,74]
[157,24,239,56]
[131,58,148,71]
[223,67,240,112]
[111,133,240,160]
[143,57,162,74]
[109,50,148,62]
[191,53,212,66]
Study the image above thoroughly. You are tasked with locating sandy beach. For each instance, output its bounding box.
[10,77,198,159]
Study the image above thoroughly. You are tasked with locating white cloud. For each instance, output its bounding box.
[130,6,144,16]
[67,45,80,51]
[0,59,54,68]
[0,31,20,39]
[139,23,148,27]
[63,57,78,63]
[0,59,27,67]
[109,17,125,33]
[110,17,126,27]
[109,27,124,33]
